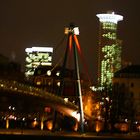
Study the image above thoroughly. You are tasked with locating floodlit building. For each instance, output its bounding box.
[25,47,53,77]
[96,11,123,88]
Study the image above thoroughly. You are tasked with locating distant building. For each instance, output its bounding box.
[96,11,123,88]
[25,47,53,77]
[0,54,24,81]
[112,65,140,122]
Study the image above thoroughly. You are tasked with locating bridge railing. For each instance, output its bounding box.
[0,79,78,110]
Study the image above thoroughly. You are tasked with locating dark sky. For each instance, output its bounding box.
[0,0,140,84]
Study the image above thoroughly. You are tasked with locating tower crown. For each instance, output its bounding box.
[96,11,123,24]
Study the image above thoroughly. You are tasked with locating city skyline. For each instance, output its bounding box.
[0,0,140,84]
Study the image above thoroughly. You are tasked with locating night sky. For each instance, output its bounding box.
[0,0,140,84]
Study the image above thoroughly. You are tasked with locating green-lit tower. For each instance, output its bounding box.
[96,11,123,88]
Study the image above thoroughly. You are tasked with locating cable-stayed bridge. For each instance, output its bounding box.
[0,24,92,132]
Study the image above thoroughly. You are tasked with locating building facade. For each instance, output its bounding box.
[96,11,123,88]
[112,65,140,123]
[25,47,53,77]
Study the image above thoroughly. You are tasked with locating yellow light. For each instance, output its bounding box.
[47,70,51,76]
[64,98,68,102]
[95,121,103,132]
[41,121,44,130]
[36,81,41,85]
[6,119,9,129]
[57,82,60,87]
[46,120,53,131]
[32,120,38,128]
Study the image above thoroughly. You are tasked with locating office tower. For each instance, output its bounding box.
[96,11,123,88]
[25,47,53,77]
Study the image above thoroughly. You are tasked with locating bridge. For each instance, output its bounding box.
[0,79,90,124]
[0,79,90,121]
[0,24,92,132]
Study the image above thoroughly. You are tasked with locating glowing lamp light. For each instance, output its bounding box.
[36,81,41,85]
[32,120,38,128]
[47,70,51,76]
[46,120,53,131]
[64,27,69,34]
[64,98,68,102]
[96,121,101,133]
[56,71,60,76]
[57,82,60,87]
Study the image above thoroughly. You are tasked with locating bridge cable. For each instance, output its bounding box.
[73,35,92,85]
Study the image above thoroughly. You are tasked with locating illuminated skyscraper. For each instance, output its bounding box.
[25,47,53,77]
[96,11,123,88]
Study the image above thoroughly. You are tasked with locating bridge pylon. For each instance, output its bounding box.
[52,23,84,133]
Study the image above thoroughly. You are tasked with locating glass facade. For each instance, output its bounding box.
[25,47,53,77]
[96,11,123,87]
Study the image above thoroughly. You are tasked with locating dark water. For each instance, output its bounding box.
[0,134,140,140]
[0,129,139,140]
